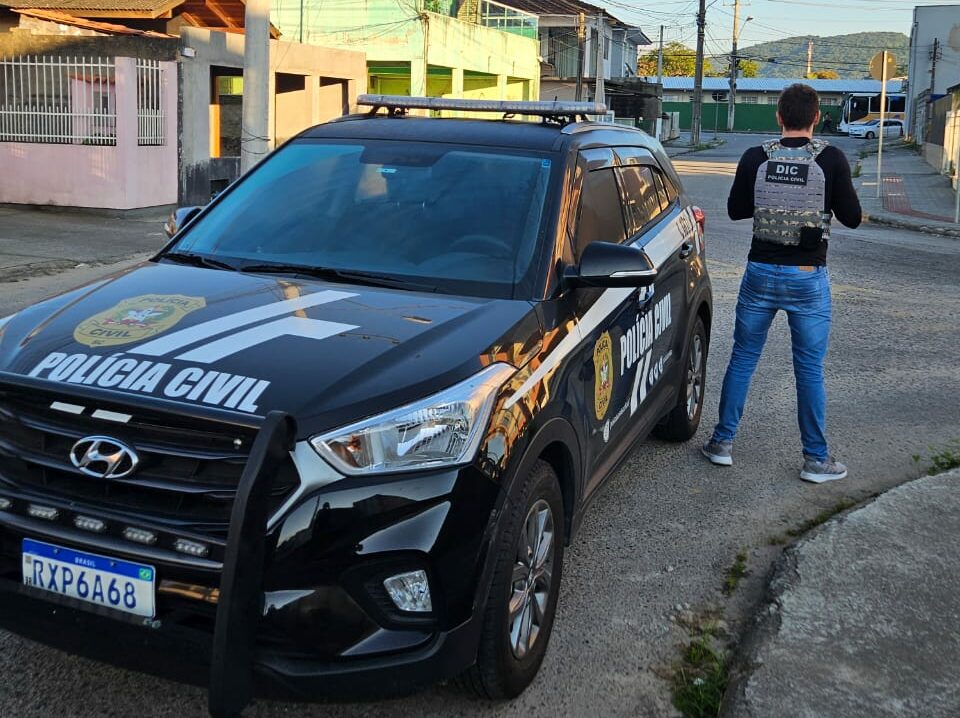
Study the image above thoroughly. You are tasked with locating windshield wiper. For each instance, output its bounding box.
[239,263,436,292]
[160,251,239,272]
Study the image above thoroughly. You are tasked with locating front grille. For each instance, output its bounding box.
[0,385,299,540]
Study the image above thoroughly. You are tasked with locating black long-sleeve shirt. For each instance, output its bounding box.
[727,137,862,266]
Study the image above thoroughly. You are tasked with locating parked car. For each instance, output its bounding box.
[848,118,904,139]
[0,96,712,716]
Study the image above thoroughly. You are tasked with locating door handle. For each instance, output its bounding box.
[637,285,656,308]
[679,241,695,259]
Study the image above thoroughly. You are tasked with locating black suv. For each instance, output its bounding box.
[0,97,711,716]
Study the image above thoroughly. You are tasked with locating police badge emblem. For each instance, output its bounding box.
[74,294,206,348]
[593,331,613,421]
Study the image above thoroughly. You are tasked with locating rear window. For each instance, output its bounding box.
[170,140,555,299]
[618,165,663,234]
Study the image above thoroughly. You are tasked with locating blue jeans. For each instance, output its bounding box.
[712,261,833,461]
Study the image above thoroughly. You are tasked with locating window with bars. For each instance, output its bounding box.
[136,59,165,146]
[0,56,165,146]
[0,55,116,144]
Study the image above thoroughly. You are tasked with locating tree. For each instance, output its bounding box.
[701,57,759,78]
[738,59,760,78]
[638,42,713,77]
[807,70,840,79]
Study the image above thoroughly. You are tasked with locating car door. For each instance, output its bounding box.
[612,150,689,440]
[563,148,646,497]
[570,148,690,497]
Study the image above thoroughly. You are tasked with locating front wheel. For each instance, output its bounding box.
[459,460,565,699]
[866,131,875,139]
[653,316,707,442]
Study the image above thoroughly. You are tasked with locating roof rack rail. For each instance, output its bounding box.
[356,94,607,123]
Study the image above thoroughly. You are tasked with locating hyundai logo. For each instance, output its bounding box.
[69,436,139,479]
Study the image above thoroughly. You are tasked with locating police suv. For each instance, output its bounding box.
[0,96,711,716]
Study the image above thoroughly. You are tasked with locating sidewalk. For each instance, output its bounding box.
[0,205,168,282]
[855,146,960,237]
[725,468,960,718]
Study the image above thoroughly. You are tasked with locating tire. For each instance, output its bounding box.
[459,460,565,699]
[866,131,875,139]
[653,316,707,442]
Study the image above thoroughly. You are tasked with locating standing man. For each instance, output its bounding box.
[701,83,861,482]
[821,112,833,134]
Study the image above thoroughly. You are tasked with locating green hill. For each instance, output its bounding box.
[736,32,909,79]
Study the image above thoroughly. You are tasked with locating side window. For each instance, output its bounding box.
[618,165,663,235]
[574,168,627,258]
[657,170,679,207]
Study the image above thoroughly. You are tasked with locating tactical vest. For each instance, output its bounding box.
[752,139,831,247]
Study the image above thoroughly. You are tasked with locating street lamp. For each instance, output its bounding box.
[727,14,753,132]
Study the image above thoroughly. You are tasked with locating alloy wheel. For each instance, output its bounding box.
[508,499,555,660]
[686,333,704,420]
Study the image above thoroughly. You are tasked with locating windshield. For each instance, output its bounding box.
[168,140,555,299]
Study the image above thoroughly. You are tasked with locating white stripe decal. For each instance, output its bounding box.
[634,210,687,268]
[505,287,633,409]
[175,316,358,364]
[129,290,357,358]
[91,409,132,423]
[50,401,84,415]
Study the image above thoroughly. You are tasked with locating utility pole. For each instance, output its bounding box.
[594,11,605,107]
[656,24,664,140]
[930,37,941,93]
[656,25,664,82]
[876,49,888,199]
[241,0,270,174]
[575,12,586,101]
[727,0,740,132]
[954,113,959,223]
[806,38,813,77]
[690,0,706,146]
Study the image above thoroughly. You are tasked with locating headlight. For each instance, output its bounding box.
[311,363,515,475]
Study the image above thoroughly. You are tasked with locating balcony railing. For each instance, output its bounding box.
[476,0,538,39]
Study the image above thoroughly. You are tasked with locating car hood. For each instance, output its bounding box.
[0,262,541,436]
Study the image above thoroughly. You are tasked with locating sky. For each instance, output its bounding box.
[602,0,944,52]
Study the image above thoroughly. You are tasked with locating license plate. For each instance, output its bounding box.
[22,539,156,618]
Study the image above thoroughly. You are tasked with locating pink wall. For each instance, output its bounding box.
[0,58,178,210]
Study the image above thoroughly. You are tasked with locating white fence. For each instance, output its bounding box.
[0,55,166,146]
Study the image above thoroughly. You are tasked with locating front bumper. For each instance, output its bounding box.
[0,411,502,714]
[0,580,480,700]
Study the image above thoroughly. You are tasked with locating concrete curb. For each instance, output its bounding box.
[862,211,960,238]
[0,254,148,284]
[664,138,727,157]
[722,468,960,718]
[0,203,174,221]
[719,507,862,718]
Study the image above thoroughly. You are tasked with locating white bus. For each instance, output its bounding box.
[838,92,906,133]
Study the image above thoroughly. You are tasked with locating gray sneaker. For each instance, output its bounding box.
[800,457,848,483]
[701,438,733,466]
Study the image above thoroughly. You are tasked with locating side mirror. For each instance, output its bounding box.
[163,206,202,238]
[566,241,657,288]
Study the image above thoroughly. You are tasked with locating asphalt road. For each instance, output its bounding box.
[0,205,168,281]
[1,134,959,718]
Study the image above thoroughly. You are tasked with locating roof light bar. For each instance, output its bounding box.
[357,94,608,118]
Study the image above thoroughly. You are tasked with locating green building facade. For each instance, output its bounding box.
[271,0,541,106]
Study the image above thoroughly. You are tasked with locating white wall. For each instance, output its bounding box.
[907,5,960,135]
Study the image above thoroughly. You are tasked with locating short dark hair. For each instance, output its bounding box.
[777,83,820,130]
